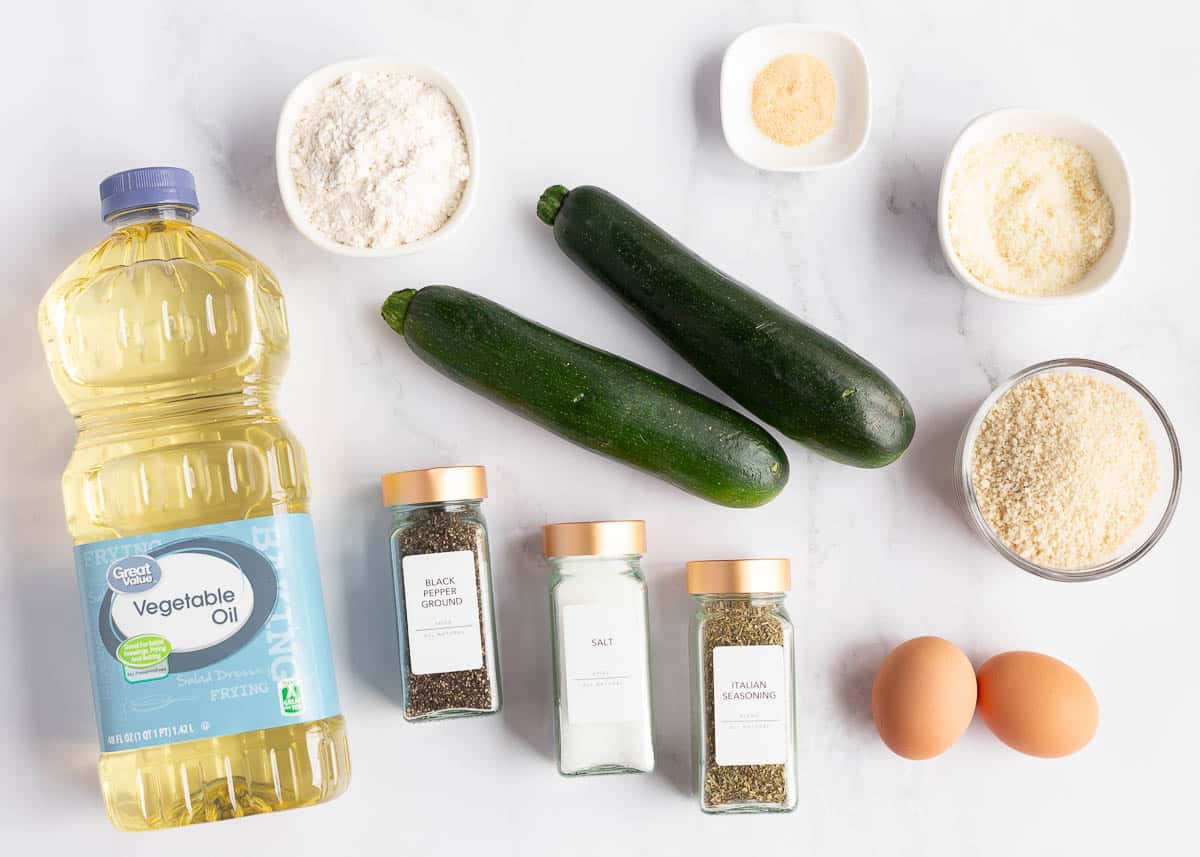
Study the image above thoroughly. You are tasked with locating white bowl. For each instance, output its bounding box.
[275,57,479,258]
[936,108,1132,302]
[720,24,870,172]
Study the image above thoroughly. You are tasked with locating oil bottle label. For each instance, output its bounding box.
[74,513,341,752]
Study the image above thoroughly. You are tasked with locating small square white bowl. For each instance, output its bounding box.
[720,24,870,171]
[275,57,479,258]
[936,108,1132,302]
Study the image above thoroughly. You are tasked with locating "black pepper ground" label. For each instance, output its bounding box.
[401,550,482,675]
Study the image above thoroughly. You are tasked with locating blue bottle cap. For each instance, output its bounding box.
[99,167,199,222]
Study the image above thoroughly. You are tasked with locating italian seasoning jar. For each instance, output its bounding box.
[688,558,797,814]
[383,466,501,721]
[544,521,655,776]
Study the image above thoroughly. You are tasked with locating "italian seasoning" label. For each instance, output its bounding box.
[712,644,787,766]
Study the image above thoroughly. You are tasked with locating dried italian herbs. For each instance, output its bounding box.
[700,599,787,808]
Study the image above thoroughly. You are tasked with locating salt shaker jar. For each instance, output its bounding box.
[383,466,502,721]
[544,520,655,776]
[688,559,797,814]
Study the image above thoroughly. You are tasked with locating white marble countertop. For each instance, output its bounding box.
[2,1,1196,854]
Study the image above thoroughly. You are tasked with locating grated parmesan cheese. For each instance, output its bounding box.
[971,372,1157,569]
[948,133,1114,296]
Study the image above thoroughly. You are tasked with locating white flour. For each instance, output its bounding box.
[289,71,470,248]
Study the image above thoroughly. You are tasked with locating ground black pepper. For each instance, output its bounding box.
[394,505,496,718]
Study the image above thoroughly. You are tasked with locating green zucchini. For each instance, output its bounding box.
[381,286,788,507]
[537,185,916,468]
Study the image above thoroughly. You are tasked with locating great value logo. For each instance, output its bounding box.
[106,555,162,593]
[100,537,279,673]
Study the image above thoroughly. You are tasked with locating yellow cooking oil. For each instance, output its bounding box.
[38,168,350,830]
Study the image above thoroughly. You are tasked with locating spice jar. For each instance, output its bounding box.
[544,521,655,776]
[383,466,501,721]
[688,558,797,814]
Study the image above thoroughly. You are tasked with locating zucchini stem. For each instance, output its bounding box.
[381,289,417,335]
[537,185,569,225]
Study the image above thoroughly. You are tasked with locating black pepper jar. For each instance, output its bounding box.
[382,466,502,721]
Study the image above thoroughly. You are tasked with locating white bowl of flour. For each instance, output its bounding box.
[277,58,478,256]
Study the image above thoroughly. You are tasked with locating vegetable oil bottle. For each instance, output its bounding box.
[38,167,350,830]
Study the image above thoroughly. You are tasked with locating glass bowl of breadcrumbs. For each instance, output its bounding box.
[957,358,1182,581]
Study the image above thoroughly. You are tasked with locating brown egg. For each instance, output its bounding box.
[976,651,1098,758]
[871,636,977,760]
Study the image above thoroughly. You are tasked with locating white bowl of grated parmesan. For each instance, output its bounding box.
[276,58,479,257]
[956,359,1181,582]
[937,109,1132,302]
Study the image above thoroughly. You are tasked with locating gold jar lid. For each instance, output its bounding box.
[686,558,791,594]
[381,465,487,506]
[542,520,646,558]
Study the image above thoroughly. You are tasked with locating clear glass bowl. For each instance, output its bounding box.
[956,358,1182,582]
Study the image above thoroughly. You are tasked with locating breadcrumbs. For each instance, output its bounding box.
[971,372,1157,569]
[948,133,1114,296]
